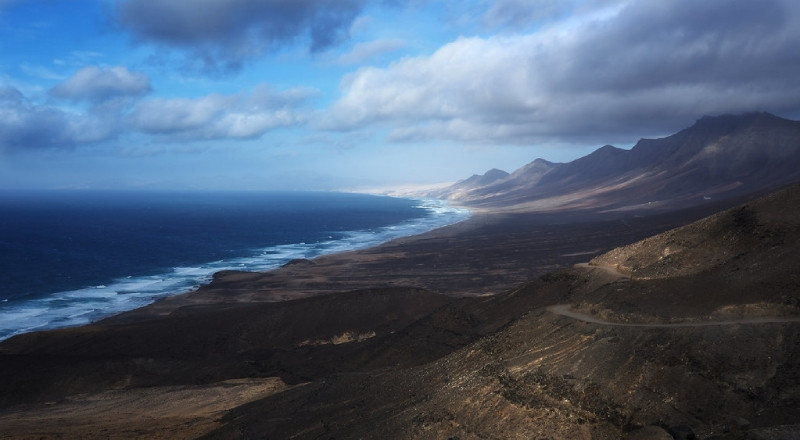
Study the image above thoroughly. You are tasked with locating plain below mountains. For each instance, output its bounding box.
[429,112,800,213]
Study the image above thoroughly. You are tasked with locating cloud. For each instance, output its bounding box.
[115,0,368,70]
[337,38,404,65]
[20,63,66,81]
[50,66,151,103]
[0,86,116,151]
[1,81,311,151]
[1,76,314,152]
[482,0,568,29]
[323,0,800,145]
[129,85,315,140]
[481,0,624,29]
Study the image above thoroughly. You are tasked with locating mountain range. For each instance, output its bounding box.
[429,112,800,212]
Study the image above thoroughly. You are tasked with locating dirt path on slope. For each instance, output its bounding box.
[546,304,800,327]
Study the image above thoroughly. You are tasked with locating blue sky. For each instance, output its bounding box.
[2,0,800,191]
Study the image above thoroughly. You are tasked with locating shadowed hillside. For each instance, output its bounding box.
[2,183,798,438]
[433,113,800,213]
[202,184,800,440]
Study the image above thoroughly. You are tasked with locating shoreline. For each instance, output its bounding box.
[0,195,470,342]
[2,191,758,341]
[2,189,792,438]
[101,210,486,323]
[99,198,741,325]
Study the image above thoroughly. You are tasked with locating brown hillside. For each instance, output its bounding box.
[205,186,800,439]
[1,185,799,439]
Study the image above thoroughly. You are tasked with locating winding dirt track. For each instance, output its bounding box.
[546,304,800,327]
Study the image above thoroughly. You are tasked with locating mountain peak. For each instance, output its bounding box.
[691,111,785,133]
[468,168,509,185]
[454,168,509,188]
[593,144,624,155]
[483,168,509,178]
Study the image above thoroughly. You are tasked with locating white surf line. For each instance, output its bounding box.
[546,304,800,328]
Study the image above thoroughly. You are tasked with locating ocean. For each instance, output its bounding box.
[0,190,470,341]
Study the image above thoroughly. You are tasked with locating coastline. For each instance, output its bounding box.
[1,201,734,346]
[0,190,785,438]
[1,192,755,337]
[99,198,737,324]
[0,194,469,342]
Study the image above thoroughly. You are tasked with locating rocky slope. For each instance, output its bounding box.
[2,185,798,439]
[204,183,800,440]
[434,112,800,213]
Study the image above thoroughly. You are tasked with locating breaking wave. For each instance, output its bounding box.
[0,197,469,341]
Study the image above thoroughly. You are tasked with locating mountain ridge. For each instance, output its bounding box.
[432,112,800,212]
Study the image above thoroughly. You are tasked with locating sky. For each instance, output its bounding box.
[1,0,800,191]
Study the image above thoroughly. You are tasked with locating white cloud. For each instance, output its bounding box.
[50,66,151,103]
[321,34,548,140]
[322,0,800,145]
[0,86,116,151]
[20,63,65,81]
[130,85,315,140]
[481,0,625,29]
[482,0,564,28]
[1,80,316,151]
[337,38,405,65]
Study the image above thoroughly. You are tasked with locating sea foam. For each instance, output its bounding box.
[0,198,470,341]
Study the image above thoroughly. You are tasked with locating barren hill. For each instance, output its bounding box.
[435,112,800,213]
[202,185,800,440]
[2,187,798,438]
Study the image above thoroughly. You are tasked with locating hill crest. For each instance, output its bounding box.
[432,112,800,213]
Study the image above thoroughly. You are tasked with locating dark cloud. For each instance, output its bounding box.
[324,0,800,145]
[50,66,151,103]
[115,0,367,70]
[551,0,797,93]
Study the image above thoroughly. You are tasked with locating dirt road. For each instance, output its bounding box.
[547,304,800,327]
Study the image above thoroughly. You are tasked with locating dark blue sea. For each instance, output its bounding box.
[0,190,470,340]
